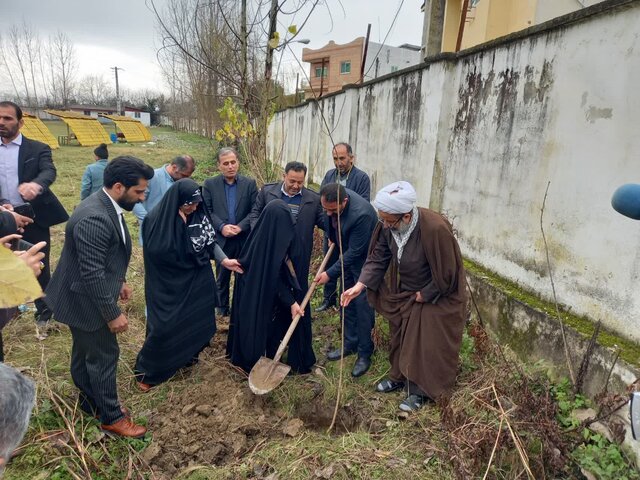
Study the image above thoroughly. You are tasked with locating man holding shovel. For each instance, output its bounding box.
[315,184,377,378]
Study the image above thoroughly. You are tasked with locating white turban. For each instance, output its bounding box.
[372,181,417,214]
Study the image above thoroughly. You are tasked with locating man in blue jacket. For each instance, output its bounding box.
[80,143,109,200]
[132,155,195,244]
[315,183,377,377]
[317,142,371,313]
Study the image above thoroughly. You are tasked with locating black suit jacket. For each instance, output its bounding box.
[202,174,258,249]
[248,182,325,286]
[325,189,377,280]
[45,190,131,332]
[0,211,16,237]
[0,135,68,228]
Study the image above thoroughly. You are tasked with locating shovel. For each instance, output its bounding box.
[249,243,336,395]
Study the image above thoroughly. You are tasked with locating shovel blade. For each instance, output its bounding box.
[248,356,291,395]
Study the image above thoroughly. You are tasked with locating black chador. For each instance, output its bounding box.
[226,200,316,374]
[135,179,225,385]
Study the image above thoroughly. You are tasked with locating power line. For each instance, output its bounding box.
[361,0,405,80]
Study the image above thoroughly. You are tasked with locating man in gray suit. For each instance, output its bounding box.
[46,156,154,438]
[202,148,258,316]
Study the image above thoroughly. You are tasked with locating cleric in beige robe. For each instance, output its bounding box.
[341,181,468,412]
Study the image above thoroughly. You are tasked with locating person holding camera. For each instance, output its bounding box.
[0,101,69,330]
[0,232,47,362]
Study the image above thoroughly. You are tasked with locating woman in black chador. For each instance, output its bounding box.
[135,179,242,390]
[226,199,315,374]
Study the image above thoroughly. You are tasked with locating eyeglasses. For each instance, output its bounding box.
[377,216,403,228]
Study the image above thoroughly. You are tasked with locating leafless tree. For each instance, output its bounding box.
[49,31,77,108]
[6,24,33,106]
[22,22,42,107]
[76,74,113,105]
[151,0,323,182]
[0,32,23,104]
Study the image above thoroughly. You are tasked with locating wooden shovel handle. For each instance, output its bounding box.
[271,243,336,364]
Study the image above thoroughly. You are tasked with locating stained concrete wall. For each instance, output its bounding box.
[268,0,640,344]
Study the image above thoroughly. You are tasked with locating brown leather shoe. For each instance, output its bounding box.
[101,417,147,438]
[137,381,153,393]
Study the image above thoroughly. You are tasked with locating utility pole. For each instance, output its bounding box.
[360,23,372,83]
[319,57,326,98]
[111,66,123,114]
[295,72,299,102]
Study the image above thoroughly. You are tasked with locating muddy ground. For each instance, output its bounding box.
[143,324,366,479]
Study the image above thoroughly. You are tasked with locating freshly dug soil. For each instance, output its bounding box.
[143,330,361,478]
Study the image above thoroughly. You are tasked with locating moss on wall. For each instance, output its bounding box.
[464,258,640,368]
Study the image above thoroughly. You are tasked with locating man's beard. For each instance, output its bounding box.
[117,198,138,211]
[394,220,411,234]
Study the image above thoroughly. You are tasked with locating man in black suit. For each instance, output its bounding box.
[0,101,69,328]
[315,183,377,378]
[317,142,371,313]
[202,147,258,317]
[46,156,154,438]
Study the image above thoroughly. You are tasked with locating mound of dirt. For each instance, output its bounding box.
[142,333,362,479]
[143,343,280,477]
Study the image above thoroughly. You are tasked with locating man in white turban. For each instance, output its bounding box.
[342,181,468,411]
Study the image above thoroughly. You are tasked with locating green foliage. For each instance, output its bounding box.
[550,377,588,428]
[550,378,639,479]
[214,97,254,144]
[459,331,477,373]
[574,431,640,480]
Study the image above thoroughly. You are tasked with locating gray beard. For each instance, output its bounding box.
[394,221,411,234]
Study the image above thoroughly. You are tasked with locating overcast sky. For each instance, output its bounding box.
[1,0,423,95]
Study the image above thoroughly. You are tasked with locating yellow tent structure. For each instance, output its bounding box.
[22,113,59,149]
[44,110,111,146]
[100,114,152,142]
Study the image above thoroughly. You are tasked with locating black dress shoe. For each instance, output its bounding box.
[351,357,371,377]
[326,348,356,361]
[315,299,335,312]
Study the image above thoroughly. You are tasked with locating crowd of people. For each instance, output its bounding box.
[0,99,468,453]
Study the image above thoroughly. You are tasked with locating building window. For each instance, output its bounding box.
[391,66,399,73]
[340,61,351,74]
[134,112,141,118]
[84,110,91,115]
[315,66,328,78]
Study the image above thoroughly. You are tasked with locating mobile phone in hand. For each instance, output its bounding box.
[10,238,34,252]
[13,202,35,220]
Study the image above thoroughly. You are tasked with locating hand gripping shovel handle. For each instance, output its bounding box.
[270,243,336,365]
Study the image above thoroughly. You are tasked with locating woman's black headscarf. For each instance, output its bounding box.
[143,178,216,266]
[227,199,297,372]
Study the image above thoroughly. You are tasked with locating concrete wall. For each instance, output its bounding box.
[268,0,640,343]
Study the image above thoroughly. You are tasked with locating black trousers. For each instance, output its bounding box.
[215,237,243,311]
[69,324,123,425]
[322,235,340,304]
[22,222,52,321]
